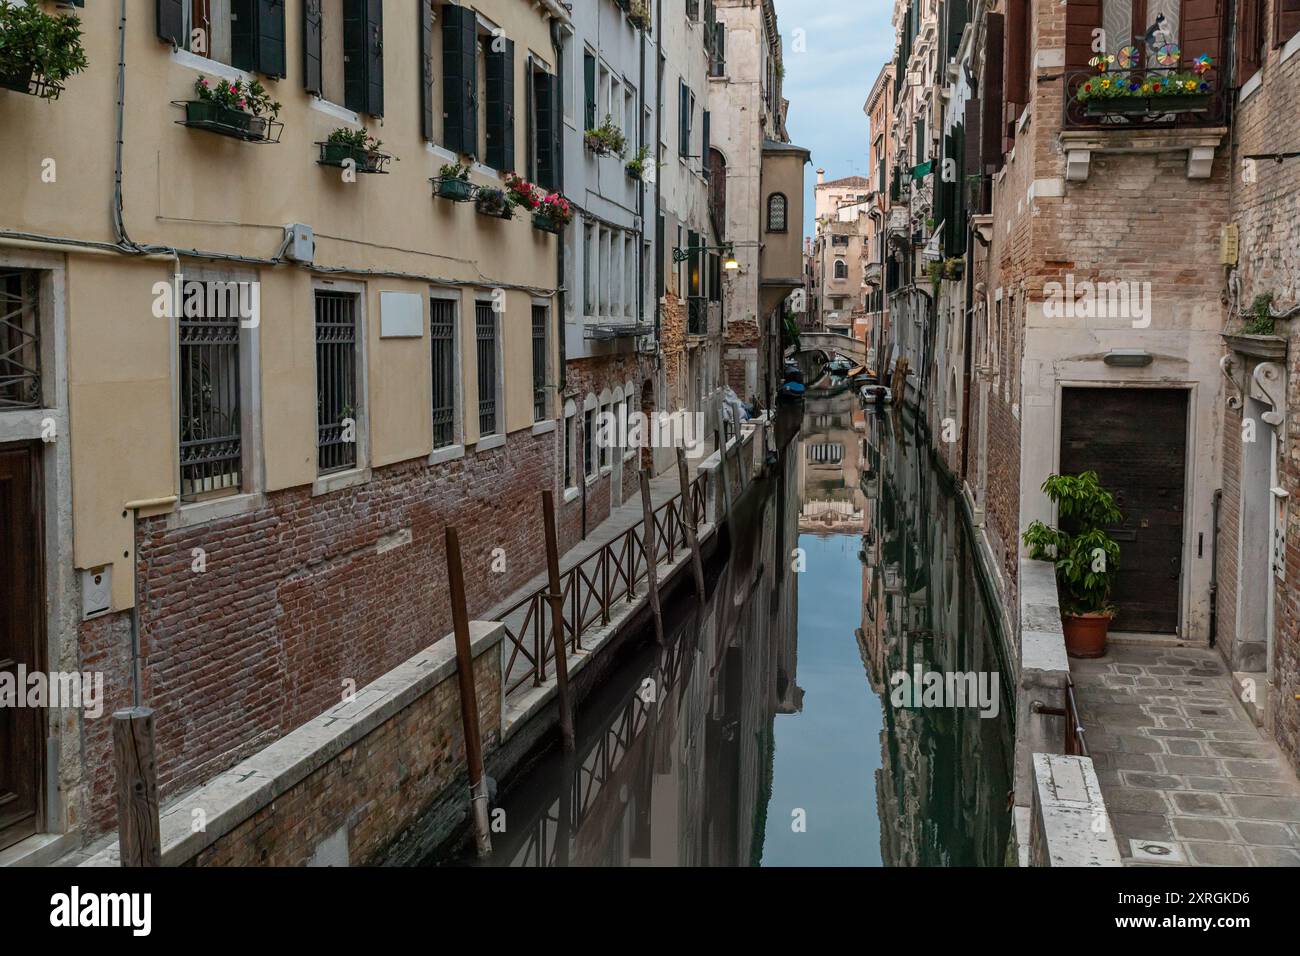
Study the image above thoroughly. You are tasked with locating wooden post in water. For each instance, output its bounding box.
[716,407,734,521]
[676,446,707,603]
[541,491,576,752]
[444,526,493,859]
[639,469,665,646]
[113,707,161,867]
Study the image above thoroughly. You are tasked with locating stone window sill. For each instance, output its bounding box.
[1059,126,1228,181]
[475,434,506,452]
[312,467,372,498]
[430,444,465,466]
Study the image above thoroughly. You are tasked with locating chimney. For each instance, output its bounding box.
[816,168,826,186]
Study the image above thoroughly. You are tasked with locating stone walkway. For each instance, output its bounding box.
[1073,643,1300,866]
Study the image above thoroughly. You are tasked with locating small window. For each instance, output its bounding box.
[315,289,360,475]
[767,193,788,232]
[430,295,457,450]
[564,404,576,490]
[584,406,595,477]
[0,270,41,412]
[599,401,610,471]
[180,280,243,498]
[475,301,499,438]
[834,259,848,280]
[531,303,548,422]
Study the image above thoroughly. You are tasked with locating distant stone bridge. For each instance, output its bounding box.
[795,331,867,366]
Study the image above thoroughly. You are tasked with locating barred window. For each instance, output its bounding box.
[564,407,575,490]
[315,290,359,475]
[180,281,242,498]
[531,304,547,422]
[476,302,499,437]
[0,270,41,411]
[431,296,457,450]
[599,402,610,470]
[584,407,595,477]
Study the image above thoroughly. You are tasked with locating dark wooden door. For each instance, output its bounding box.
[0,442,43,851]
[1060,388,1187,634]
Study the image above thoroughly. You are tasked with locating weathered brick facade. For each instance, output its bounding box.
[1219,6,1300,772]
[77,431,564,835]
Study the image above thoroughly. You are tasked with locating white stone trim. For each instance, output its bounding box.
[310,97,362,127]
[475,434,506,452]
[429,444,465,466]
[531,419,556,436]
[1238,69,1263,104]
[1283,30,1300,64]
[312,466,373,498]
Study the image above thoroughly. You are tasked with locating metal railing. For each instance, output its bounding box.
[497,473,708,697]
[1062,67,1226,129]
[1065,676,1089,758]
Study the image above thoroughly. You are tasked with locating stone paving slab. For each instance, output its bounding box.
[1073,643,1300,866]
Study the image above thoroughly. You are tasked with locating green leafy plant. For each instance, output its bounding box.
[439,162,470,181]
[1243,292,1276,335]
[628,0,652,29]
[0,0,88,98]
[475,186,512,218]
[927,260,943,295]
[584,114,627,158]
[1075,69,1210,103]
[327,126,383,152]
[625,145,651,180]
[1022,471,1123,617]
[194,75,281,120]
[504,171,541,209]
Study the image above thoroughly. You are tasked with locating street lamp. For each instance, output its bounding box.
[673,241,739,271]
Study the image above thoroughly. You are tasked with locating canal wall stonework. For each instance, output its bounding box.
[76,432,565,840]
[78,623,504,868]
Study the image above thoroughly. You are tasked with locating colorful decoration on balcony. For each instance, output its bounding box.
[1117,46,1139,69]
[1154,43,1181,67]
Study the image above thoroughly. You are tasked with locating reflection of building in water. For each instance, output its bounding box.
[483,443,801,868]
[797,387,868,535]
[857,409,1014,867]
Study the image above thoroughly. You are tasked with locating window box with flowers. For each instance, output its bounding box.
[178,76,282,143]
[628,1,652,30]
[475,186,514,220]
[0,0,88,100]
[1075,53,1215,118]
[433,162,474,201]
[317,127,393,173]
[584,115,627,158]
[532,193,573,235]
[625,145,651,181]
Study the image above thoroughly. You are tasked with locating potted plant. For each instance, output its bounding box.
[504,171,542,211]
[943,256,965,280]
[625,145,651,181]
[186,76,282,140]
[628,0,652,30]
[435,162,473,201]
[0,0,88,99]
[584,114,627,158]
[532,192,573,234]
[1075,56,1215,117]
[319,126,392,173]
[1022,471,1123,658]
[475,186,514,219]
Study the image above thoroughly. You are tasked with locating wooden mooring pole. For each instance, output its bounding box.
[639,469,665,646]
[444,526,493,859]
[716,408,734,522]
[113,707,161,867]
[541,490,576,752]
[676,446,707,603]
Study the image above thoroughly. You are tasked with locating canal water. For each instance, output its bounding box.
[438,385,1014,866]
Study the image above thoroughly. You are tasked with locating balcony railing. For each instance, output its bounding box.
[687,296,709,335]
[1062,67,1226,129]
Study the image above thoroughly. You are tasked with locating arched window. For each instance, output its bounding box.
[833,259,848,280]
[767,193,788,233]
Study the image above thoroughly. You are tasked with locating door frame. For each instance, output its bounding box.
[0,248,76,853]
[1051,380,1198,638]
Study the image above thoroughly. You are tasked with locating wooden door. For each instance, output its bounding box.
[1060,388,1188,634]
[0,442,43,851]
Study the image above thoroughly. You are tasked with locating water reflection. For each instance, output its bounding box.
[444,390,1013,866]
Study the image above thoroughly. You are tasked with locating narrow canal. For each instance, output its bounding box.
[436,386,1015,866]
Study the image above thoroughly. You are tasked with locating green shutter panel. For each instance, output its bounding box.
[656,213,666,300]
[679,82,690,157]
[701,110,710,177]
[343,0,383,116]
[255,0,287,78]
[365,0,384,116]
[443,5,478,157]
[534,71,556,189]
[421,1,435,141]
[584,53,597,130]
[304,0,323,95]
[157,0,184,46]
[486,39,515,172]
[524,62,535,180]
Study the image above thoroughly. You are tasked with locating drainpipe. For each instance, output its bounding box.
[1210,488,1221,648]
[637,13,647,335]
[653,0,664,353]
[551,20,567,395]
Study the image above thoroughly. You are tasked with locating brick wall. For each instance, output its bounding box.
[78,430,558,836]
[1227,7,1300,772]
[188,642,500,866]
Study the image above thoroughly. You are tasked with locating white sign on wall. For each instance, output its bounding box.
[379,292,423,338]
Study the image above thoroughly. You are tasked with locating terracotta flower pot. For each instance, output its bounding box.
[1062,612,1111,659]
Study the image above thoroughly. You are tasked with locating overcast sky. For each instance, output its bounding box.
[775,0,896,238]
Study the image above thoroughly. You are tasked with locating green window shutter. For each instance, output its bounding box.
[156,0,184,46]
[701,110,710,178]
[304,0,323,95]
[235,0,287,79]
[421,1,435,141]
[343,0,383,116]
[232,0,256,71]
[486,39,516,172]
[679,82,690,157]
[443,5,478,157]
[535,71,557,190]
[656,213,666,300]
[584,52,597,130]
